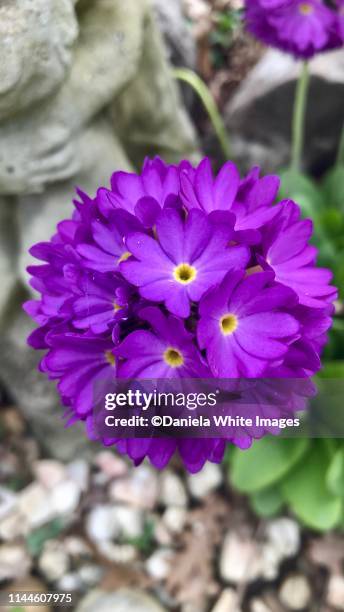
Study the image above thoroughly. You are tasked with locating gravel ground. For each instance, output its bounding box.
[0,404,343,612]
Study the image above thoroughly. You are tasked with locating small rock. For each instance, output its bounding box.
[78,564,104,586]
[0,486,17,521]
[250,599,273,612]
[279,575,312,610]
[97,541,137,564]
[18,483,55,528]
[57,571,83,592]
[327,574,344,610]
[163,506,187,534]
[0,510,29,541]
[0,544,31,580]
[220,531,261,584]
[113,505,143,539]
[265,518,300,559]
[75,588,168,612]
[50,479,81,515]
[33,460,66,489]
[146,549,174,580]
[38,539,70,582]
[261,518,301,580]
[95,452,128,480]
[211,588,241,612]
[66,459,89,492]
[187,463,222,499]
[64,536,92,559]
[86,505,120,543]
[109,465,158,509]
[154,520,173,546]
[160,471,187,507]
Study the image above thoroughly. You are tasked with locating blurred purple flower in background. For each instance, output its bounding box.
[245,0,344,58]
[25,157,336,472]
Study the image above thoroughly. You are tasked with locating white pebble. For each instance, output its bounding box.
[146,549,174,580]
[279,575,311,610]
[187,463,222,499]
[160,471,188,507]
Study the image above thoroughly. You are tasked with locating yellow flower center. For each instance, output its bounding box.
[118,251,131,264]
[163,347,184,367]
[173,263,197,285]
[105,350,116,366]
[298,3,313,15]
[220,313,238,336]
[113,302,122,312]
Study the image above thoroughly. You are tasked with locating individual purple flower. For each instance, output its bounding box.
[180,158,282,232]
[76,213,139,273]
[261,201,337,308]
[120,207,249,318]
[41,333,117,416]
[246,0,341,58]
[68,273,131,334]
[97,157,181,228]
[198,270,300,377]
[116,306,210,378]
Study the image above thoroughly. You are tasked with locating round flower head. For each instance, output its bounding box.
[25,157,336,472]
[245,0,343,58]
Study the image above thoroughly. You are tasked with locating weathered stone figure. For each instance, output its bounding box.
[0,0,199,458]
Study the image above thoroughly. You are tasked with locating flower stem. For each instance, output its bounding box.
[173,67,232,160]
[336,122,344,167]
[290,61,310,172]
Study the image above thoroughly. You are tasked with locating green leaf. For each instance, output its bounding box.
[326,447,344,498]
[281,440,343,531]
[250,486,284,517]
[229,437,309,493]
[279,169,324,213]
[322,166,344,213]
[318,208,344,239]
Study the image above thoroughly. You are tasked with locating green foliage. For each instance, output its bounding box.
[281,441,342,531]
[230,437,309,493]
[122,519,155,555]
[210,9,243,52]
[26,518,65,557]
[250,487,284,518]
[229,438,344,531]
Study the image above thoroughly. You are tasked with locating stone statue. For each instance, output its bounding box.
[0,0,199,459]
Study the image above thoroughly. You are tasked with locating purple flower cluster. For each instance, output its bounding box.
[25,157,336,471]
[246,0,344,58]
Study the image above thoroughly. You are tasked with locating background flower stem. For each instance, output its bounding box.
[290,61,310,172]
[336,122,344,167]
[173,67,232,160]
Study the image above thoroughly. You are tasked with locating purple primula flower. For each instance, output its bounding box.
[76,213,138,272]
[246,0,342,58]
[261,200,337,307]
[120,207,249,317]
[25,157,337,472]
[198,270,300,377]
[337,0,344,39]
[97,157,181,227]
[116,307,210,378]
[41,333,117,416]
[68,273,131,334]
